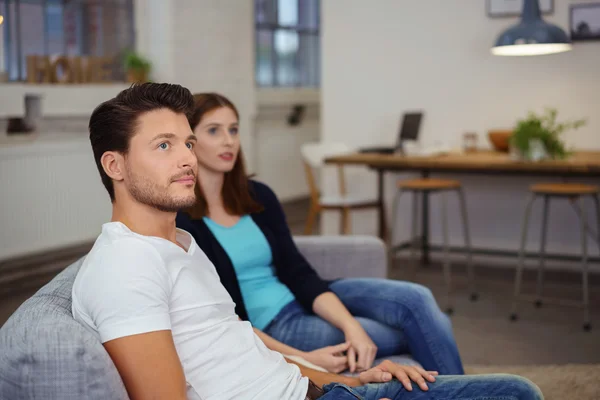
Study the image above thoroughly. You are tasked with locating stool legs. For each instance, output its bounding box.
[410,191,419,278]
[441,191,453,314]
[388,189,405,269]
[593,195,600,251]
[457,188,477,301]
[535,195,550,308]
[511,193,537,321]
[579,198,591,331]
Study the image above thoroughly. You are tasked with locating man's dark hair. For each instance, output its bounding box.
[89,82,195,202]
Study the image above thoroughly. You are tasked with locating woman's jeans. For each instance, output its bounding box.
[263,278,464,374]
[320,375,543,400]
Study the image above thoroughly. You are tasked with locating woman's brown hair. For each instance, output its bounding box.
[186,92,263,219]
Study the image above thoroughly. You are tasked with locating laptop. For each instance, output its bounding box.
[359,112,423,154]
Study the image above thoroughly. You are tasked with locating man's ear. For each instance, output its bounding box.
[101,151,125,182]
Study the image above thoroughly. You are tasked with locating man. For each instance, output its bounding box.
[73,82,543,400]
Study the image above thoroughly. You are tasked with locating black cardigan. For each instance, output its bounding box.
[175,180,331,322]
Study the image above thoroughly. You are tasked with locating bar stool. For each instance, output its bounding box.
[510,183,600,331]
[389,178,478,314]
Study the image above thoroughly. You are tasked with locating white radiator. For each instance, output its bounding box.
[0,135,111,261]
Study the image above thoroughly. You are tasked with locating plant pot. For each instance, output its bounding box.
[488,130,512,152]
[510,138,548,162]
[126,69,149,83]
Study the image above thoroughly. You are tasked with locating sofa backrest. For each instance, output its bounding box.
[0,257,129,400]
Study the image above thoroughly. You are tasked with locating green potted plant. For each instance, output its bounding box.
[123,50,152,83]
[510,108,586,161]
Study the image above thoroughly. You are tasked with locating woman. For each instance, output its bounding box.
[176,93,464,375]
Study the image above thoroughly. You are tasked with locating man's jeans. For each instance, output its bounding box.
[320,374,544,400]
[264,278,463,374]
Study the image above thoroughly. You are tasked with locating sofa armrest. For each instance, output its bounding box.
[293,235,387,280]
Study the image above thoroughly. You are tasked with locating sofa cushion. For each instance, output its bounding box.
[0,257,129,400]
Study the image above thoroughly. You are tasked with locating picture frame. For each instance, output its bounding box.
[570,3,600,41]
[487,0,554,18]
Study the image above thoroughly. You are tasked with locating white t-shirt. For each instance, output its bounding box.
[72,222,308,400]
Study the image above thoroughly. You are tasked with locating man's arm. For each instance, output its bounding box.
[103,330,187,400]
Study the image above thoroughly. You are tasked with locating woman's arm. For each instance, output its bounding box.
[253,327,304,356]
[253,327,350,373]
[312,292,356,331]
[313,292,378,373]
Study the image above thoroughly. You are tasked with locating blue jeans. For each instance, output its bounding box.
[263,278,464,374]
[320,374,543,400]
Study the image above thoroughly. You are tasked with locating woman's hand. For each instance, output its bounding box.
[301,342,351,373]
[343,320,378,372]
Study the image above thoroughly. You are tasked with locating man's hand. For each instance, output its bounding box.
[301,342,351,373]
[343,320,377,372]
[358,360,438,392]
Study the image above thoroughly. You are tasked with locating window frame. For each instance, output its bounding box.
[255,0,320,88]
[1,0,135,82]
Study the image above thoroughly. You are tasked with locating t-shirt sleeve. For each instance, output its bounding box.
[77,239,172,343]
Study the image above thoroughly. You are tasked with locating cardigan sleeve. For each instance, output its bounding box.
[251,181,331,312]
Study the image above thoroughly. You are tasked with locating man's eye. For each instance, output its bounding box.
[186,142,194,149]
[159,143,169,150]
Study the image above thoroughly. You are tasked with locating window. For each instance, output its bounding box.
[1,0,134,82]
[255,0,320,88]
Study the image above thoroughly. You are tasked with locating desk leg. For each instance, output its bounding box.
[421,170,430,265]
[377,169,387,240]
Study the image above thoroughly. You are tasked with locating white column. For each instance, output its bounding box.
[133,0,174,83]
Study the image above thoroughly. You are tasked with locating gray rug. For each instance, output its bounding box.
[466,364,600,400]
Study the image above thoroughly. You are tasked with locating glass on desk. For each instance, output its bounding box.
[463,132,478,153]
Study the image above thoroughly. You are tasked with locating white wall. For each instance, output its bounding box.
[321,0,600,266]
[254,103,320,201]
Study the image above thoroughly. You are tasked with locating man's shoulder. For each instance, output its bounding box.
[77,228,166,286]
[87,230,162,264]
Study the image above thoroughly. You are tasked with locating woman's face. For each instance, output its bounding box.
[193,106,240,174]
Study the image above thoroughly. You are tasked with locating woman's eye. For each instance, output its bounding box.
[230,127,239,135]
[208,127,218,135]
[159,143,169,150]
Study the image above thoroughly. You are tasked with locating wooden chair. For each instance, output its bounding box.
[510,183,600,331]
[301,142,379,235]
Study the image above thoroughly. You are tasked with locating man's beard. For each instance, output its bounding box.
[126,167,196,212]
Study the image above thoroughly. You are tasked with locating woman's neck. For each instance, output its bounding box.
[197,167,225,211]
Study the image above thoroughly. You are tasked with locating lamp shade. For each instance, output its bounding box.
[491,0,572,56]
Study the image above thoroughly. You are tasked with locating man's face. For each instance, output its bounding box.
[124,108,198,212]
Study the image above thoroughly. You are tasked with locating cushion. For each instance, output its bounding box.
[0,258,129,400]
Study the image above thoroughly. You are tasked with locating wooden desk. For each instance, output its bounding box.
[325,150,600,264]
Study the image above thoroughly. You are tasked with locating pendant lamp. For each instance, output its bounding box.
[491,0,572,56]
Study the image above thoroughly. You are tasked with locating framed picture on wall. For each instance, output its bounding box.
[487,0,554,18]
[570,3,600,41]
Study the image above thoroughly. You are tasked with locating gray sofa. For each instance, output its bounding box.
[0,235,417,399]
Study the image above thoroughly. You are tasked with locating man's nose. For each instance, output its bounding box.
[180,145,198,169]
